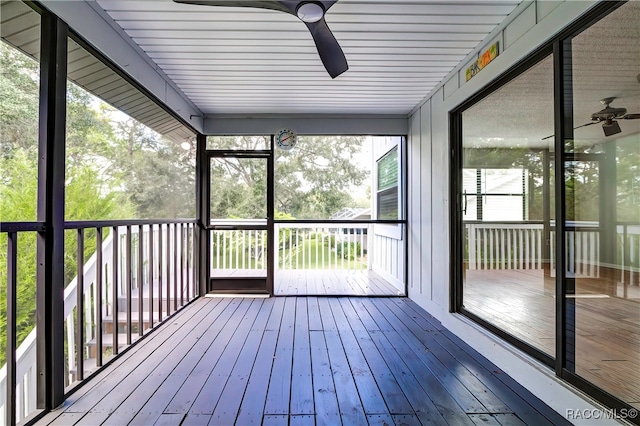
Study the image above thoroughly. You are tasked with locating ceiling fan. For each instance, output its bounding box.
[172,0,348,78]
[542,97,640,140]
[589,97,640,136]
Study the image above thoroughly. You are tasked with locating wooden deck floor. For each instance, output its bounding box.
[211,269,403,296]
[38,296,569,426]
[275,270,402,296]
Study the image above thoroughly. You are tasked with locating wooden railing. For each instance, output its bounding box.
[208,221,406,292]
[208,223,370,272]
[465,221,640,280]
[274,223,369,271]
[0,220,197,424]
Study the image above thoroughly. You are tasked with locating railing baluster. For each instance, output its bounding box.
[308,230,311,270]
[7,232,17,426]
[166,224,171,316]
[235,230,239,271]
[96,228,103,367]
[222,231,226,269]
[126,225,132,345]
[138,225,144,336]
[112,226,119,356]
[180,223,184,307]
[173,223,178,312]
[185,225,190,301]
[190,225,195,298]
[315,228,319,270]
[322,228,326,269]
[158,225,163,322]
[288,228,292,269]
[76,229,85,381]
[149,224,154,329]
[348,231,352,270]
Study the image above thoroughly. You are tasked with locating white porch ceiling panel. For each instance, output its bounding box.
[95,0,521,115]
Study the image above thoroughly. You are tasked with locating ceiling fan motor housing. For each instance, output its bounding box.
[591,106,627,122]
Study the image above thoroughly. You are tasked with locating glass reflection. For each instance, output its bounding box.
[462,55,555,356]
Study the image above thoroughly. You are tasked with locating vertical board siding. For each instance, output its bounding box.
[408,112,422,295]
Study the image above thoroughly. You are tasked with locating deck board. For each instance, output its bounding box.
[274,269,403,296]
[290,298,314,415]
[37,297,571,426]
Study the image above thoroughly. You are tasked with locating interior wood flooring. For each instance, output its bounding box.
[464,269,640,409]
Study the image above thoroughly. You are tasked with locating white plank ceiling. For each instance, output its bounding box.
[94,0,521,115]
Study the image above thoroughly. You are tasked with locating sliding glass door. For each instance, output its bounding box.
[454,1,639,416]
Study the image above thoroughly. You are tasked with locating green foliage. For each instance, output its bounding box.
[0,40,192,367]
[208,136,370,220]
[279,236,366,269]
[335,241,364,261]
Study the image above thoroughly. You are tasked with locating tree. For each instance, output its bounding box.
[110,119,196,219]
[208,136,370,219]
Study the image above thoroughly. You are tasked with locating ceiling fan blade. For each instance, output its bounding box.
[541,122,597,140]
[173,0,290,13]
[622,113,640,120]
[318,1,338,10]
[174,0,348,77]
[304,17,348,78]
[574,121,598,130]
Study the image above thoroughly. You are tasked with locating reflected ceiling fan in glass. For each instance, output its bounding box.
[172,0,349,78]
[542,97,640,140]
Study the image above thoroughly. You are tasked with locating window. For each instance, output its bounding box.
[463,168,529,221]
[376,147,399,220]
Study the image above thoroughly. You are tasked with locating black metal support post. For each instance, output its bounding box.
[7,232,18,426]
[195,133,210,296]
[267,135,275,295]
[96,228,103,367]
[36,13,68,410]
[449,111,464,312]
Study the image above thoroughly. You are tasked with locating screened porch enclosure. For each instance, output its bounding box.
[209,222,405,296]
[205,135,406,296]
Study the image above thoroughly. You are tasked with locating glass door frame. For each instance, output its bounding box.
[203,140,275,295]
[450,1,635,418]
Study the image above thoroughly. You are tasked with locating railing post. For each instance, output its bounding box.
[195,133,209,296]
[7,232,18,426]
[36,13,68,411]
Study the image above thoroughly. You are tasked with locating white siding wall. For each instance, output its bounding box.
[371,137,405,292]
[407,1,618,424]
